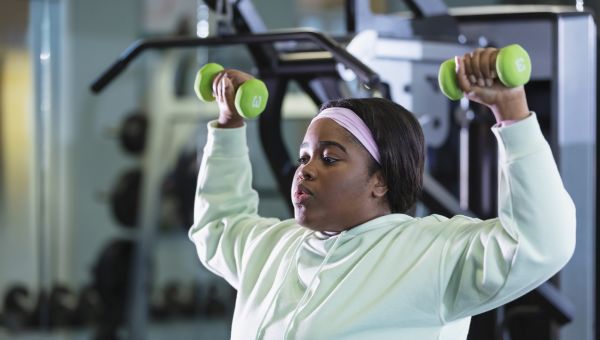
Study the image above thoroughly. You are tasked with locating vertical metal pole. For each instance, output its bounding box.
[456,97,474,211]
[32,0,54,330]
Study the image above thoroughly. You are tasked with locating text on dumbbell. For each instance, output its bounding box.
[515,58,526,73]
[252,96,262,108]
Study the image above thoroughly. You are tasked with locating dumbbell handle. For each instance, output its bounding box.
[438,44,531,101]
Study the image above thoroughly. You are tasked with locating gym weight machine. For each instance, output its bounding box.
[345,1,595,339]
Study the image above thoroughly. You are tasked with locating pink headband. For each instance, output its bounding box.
[311,107,381,164]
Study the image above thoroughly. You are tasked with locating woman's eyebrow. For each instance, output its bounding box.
[299,141,348,154]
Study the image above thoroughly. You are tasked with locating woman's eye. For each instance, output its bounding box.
[297,156,309,165]
[323,156,337,164]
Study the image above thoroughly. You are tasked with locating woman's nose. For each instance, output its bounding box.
[299,162,316,181]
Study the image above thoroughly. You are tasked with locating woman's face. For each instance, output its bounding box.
[291,118,381,232]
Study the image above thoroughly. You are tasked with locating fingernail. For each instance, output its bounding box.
[478,78,485,87]
[485,78,493,87]
[469,75,477,84]
[490,70,496,78]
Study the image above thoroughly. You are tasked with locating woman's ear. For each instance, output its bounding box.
[370,171,388,198]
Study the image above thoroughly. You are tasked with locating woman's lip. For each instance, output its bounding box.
[297,183,313,195]
[294,191,311,204]
[293,184,313,204]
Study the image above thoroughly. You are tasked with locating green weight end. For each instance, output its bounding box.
[235,79,268,119]
[194,63,224,102]
[496,44,531,88]
[438,59,463,101]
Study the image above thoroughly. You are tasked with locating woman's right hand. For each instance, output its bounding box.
[456,48,529,123]
[213,69,254,128]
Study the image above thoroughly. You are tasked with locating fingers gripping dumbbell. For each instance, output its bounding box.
[194,63,269,119]
[438,44,531,100]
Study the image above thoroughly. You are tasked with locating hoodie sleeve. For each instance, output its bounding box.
[188,121,295,289]
[438,113,576,322]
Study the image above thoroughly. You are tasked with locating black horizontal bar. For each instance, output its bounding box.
[90,29,380,93]
[534,281,575,325]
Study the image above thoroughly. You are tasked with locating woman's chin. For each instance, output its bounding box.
[294,215,329,232]
[294,206,334,232]
[294,210,308,227]
[294,208,316,229]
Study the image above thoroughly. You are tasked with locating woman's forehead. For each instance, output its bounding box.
[302,118,355,146]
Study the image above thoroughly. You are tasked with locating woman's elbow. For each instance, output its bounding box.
[522,204,576,274]
[558,210,577,268]
[547,203,577,270]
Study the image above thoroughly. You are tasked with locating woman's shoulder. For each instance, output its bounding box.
[242,216,307,244]
[389,213,486,237]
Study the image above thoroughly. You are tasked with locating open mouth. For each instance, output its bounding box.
[293,184,313,204]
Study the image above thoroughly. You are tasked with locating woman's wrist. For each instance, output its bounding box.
[490,88,530,124]
[217,116,244,128]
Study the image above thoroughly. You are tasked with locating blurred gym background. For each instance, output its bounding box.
[0,0,597,339]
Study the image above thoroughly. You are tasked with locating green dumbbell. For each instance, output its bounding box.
[194,63,269,119]
[438,44,531,101]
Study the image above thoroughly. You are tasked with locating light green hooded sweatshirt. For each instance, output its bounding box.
[189,113,575,339]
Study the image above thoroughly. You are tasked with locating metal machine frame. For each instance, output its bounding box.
[346,2,596,339]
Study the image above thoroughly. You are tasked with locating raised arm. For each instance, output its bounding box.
[438,48,576,321]
[188,70,292,289]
